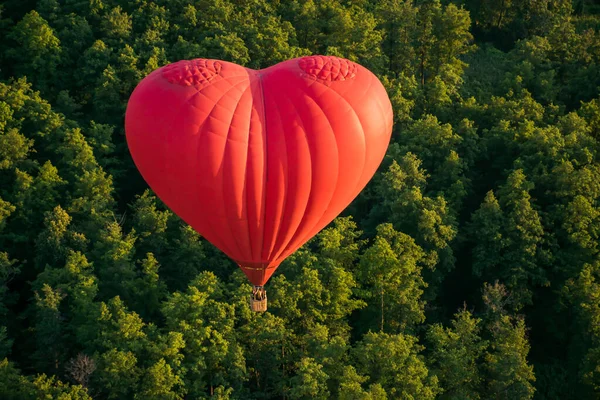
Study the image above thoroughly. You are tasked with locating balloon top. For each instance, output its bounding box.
[162,59,223,86]
[298,55,357,82]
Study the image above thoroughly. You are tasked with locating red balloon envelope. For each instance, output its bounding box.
[125,55,393,286]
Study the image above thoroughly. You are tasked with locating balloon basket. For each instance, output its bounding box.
[250,286,267,312]
[250,297,267,312]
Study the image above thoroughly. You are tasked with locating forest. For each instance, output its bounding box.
[1,0,600,399]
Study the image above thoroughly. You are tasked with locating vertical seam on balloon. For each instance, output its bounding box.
[249,72,268,271]
[257,72,269,284]
[262,82,289,267]
[243,77,256,263]
[268,91,315,262]
[276,90,339,260]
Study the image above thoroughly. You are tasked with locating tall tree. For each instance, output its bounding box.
[353,331,440,399]
[470,170,548,308]
[359,223,426,333]
[427,309,487,399]
[6,11,62,93]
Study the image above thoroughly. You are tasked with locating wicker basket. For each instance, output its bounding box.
[250,296,267,312]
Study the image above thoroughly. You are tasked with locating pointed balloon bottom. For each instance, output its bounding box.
[237,261,279,287]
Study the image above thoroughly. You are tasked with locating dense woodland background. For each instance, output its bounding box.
[1,0,600,398]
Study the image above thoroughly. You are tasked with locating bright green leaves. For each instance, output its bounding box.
[289,357,330,400]
[130,190,170,254]
[100,6,131,41]
[317,216,366,271]
[137,358,185,400]
[359,223,426,333]
[162,272,244,397]
[368,151,458,282]
[0,357,92,399]
[0,129,33,170]
[427,310,487,399]
[377,0,474,108]
[198,33,251,66]
[95,349,141,399]
[338,365,388,400]
[7,11,62,92]
[353,331,440,399]
[92,222,137,300]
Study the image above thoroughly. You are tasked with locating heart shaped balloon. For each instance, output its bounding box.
[125,55,393,286]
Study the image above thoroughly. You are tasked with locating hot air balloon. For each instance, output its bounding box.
[125,55,393,311]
